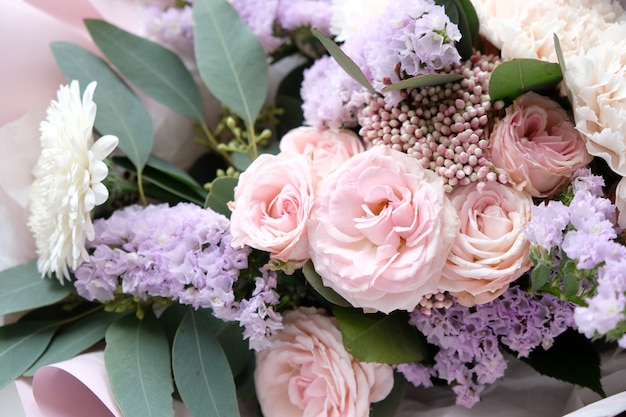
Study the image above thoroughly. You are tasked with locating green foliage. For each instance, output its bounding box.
[193,0,268,125]
[205,176,238,218]
[333,307,428,364]
[381,73,464,92]
[172,309,241,417]
[434,0,480,60]
[0,260,71,316]
[105,311,174,417]
[85,19,205,121]
[301,262,352,308]
[311,28,375,93]
[489,59,563,103]
[50,41,154,173]
[553,34,574,106]
[275,64,307,139]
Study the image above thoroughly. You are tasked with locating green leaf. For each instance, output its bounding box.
[276,64,306,139]
[435,0,473,60]
[370,371,407,417]
[205,176,238,218]
[519,329,604,396]
[51,41,154,172]
[85,19,205,121]
[159,303,189,346]
[530,263,551,293]
[0,321,59,389]
[193,0,268,125]
[0,260,72,316]
[114,156,207,206]
[488,58,563,103]
[333,307,427,364]
[457,0,480,49]
[105,311,174,417]
[24,310,125,376]
[311,28,375,93]
[553,34,574,105]
[231,141,281,171]
[381,73,464,92]
[302,262,352,308]
[172,310,240,417]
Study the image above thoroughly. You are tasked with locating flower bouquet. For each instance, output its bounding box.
[2,0,626,416]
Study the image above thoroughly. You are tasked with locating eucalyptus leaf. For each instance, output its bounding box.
[333,307,427,364]
[519,329,604,396]
[370,371,408,417]
[172,310,240,417]
[434,0,473,60]
[489,58,563,103]
[105,311,174,417]
[25,310,126,376]
[0,321,59,389]
[553,34,574,105]
[85,19,205,121]
[311,28,375,93]
[51,41,154,172]
[0,260,71,316]
[205,176,238,218]
[159,303,190,345]
[302,262,352,308]
[193,0,268,124]
[382,73,464,92]
[457,0,479,47]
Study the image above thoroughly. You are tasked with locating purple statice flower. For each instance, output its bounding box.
[276,0,332,32]
[407,287,575,407]
[73,203,282,351]
[395,363,435,388]
[524,200,570,250]
[229,0,282,53]
[144,4,195,52]
[571,167,605,196]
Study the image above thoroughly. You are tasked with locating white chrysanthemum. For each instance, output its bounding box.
[28,81,119,282]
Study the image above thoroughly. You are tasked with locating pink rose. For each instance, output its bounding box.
[438,181,533,307]
[229,152,314,263]
[254,307,394,417]
[488,91,592,198]
[307,147,458,314]
[279,126,364,184]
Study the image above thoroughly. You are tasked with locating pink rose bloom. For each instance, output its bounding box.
[254,307,394,417]
[488,92,592,198]
[307,147,458,314]
[279,126,364,185]
[229,152,314,263]
[439,181,533,307]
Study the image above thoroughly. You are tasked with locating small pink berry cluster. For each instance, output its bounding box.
[359,53,509,192]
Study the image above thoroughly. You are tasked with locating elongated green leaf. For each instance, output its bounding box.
[172,310,240,417]
[205,176,238,218]
[105,311,174,417]
[85,19,205,121]
[193,0,268,124]
[51,41,154,171]
[457,0,479,49]
[25,310,125,376]
[370,371,407,417]
[311,28,375,93]
[489,58,563,103]
[0,321,59,389]
[553,34,574,105]
[159,303,189,345]
[382,73,464,92]
[302,262,352,308]
[0,260,71,316]
[333,307,427,364]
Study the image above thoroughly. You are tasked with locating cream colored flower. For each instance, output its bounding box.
[330,0,391,41]
[28,81,118,282]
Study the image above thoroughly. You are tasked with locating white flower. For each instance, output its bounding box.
[28,81,119,282]
[329,0,392,41]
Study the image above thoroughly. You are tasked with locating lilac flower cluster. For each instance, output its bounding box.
[144,2,195,53]
[524,168,626,348]
[400,287,575,408]
[301,0,463,129]
[73,203,282,350]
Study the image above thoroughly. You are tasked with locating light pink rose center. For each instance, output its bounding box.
[263,184,300,233]
[474,204,512,239]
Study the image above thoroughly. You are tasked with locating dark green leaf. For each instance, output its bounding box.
[193,0,268,124]
[51,41,154,172]
[519,329,604,396]
[333,307,427,364]
[530,263,551,293]
[489,59,563,103]
[311,28,375,93]
[381,73,464,92]
[172,310,240,417]
[24,310,125,376]
[302,262,352,308]
[114,156,207,206]
[159,303,189,345]
[370,371,408,417]
[553,34,574,105]
[435,0,473,60]
[457,0,480,49]
[0,321,59,389]
[276,64,306,138]
[85,19,205,121]
[205,176,238,218]
[0,260,71,316]
[105,311,174,417]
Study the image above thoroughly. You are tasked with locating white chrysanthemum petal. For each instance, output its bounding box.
[28,80,119,282]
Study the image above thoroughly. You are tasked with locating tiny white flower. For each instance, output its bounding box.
[28,80,119,282]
